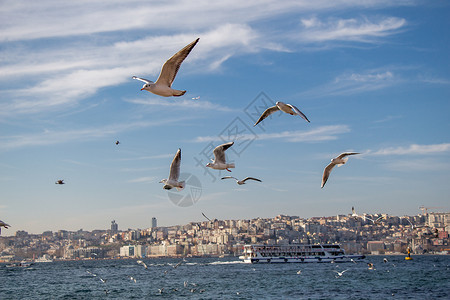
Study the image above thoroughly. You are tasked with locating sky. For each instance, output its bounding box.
[1,0,449,235]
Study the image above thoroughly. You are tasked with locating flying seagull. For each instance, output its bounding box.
[221,176,262,185]
[321,152,360,188]
[206,142,235,172]
[137,260,148,269]
[202,212,211,221]
[334,269,348,278]
[55,179,65,185]
[365,215,384,224]
[115,140,120,145]
[254,101,310,127]
[129,276,137,283]
[132,38,199,97]
[0,220,10,234]
[160,148,185,191]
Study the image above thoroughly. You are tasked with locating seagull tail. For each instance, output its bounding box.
[176,181,185,191]
[173,90,186,97]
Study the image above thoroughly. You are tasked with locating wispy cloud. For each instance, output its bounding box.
[127,176,158,184]
[301,68,399,97]
[125,97,236,112]
[195,125,350,143]
[0,120,181,151]
[368,143,450,156]
[298,16,406,43]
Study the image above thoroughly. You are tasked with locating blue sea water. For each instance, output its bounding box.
[1,255,449,299]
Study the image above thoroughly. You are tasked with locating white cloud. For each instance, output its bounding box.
[125,97,236,112]
[301,68,399,97]
[299,16,406,43]
[0,120,181,151]
[369,143,450,156]
[0,1,414,42]
[128,176,158,184]
[195,125,350,143]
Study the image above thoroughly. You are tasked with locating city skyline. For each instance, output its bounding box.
[1,1,450,235]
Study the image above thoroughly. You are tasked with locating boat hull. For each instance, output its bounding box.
[243,255,365,264]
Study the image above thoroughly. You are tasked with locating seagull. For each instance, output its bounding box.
[296,270,302,275]
[0,220,10,234]
[184,281,188,288]
[86,270,96,277]
[253,101,310,127]
[350,258,357,264]
[137,260,148,269]
[334,269,348,278]
[383,258,388,263]
[115,140,120,145]
[129,276,137,283]
[160,148,185,191]
[55,179,65,185]
[158,288,164,294]
[221,176,262,185]
[99,277,107,283]
[192,96,200,100]
[365,216,384,224]
[202,212,211,221]
[321,152,360,188]
[206,142,235,172]
[173,261,182,269]
[132,38,199,97]
[367,263,375,270]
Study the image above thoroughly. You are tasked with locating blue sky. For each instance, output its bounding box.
[1,0,449,235]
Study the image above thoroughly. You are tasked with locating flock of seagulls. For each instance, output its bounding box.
[136,38,361,193]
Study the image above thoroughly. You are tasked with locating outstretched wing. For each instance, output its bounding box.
[221,176,238,181]
[321,162,336,188]
[213,142,234,164]
[156,38,200,87]
[286,104,310,123]
[132,76,153,84]
[168,149,181,181]
[336,152,360,160]
[242,177,262,183]
[253,106,279,126]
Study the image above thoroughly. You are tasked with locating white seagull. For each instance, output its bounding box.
[160,148,185,191]
[137,260,148,269]
[132,38,199,97]
[334,269,348,278]
[206,142,235,172]
[254,101,310,126]
[129,276,137,283]
[221,176,262,185]
[321,152,360,188]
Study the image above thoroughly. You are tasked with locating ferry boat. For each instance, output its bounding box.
[240,244,365,263]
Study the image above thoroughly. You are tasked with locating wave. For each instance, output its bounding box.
[208,260,244,265]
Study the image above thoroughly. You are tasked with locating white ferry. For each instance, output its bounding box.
[240,244,365,263]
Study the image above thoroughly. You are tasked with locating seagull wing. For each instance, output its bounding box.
[253,106,279,126]
[221,176,238,181]
[336,152,360,160]
[202,212,211,221]
[155,38,199,87]
[242,177,262,183]
[132,76,153,84]
[168,149,181,181]
[321,162,336,188]
[213,142,234,164]
[286,104,310,123]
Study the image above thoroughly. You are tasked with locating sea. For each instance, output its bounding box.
[1,255,449,299]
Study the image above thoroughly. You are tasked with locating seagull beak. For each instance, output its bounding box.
[140,88,145,91]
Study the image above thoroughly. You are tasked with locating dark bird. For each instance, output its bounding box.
[55,179,65,185]
[221,176,262,185]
